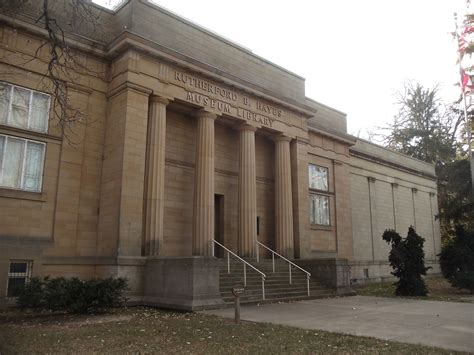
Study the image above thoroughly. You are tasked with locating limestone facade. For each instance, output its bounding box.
[0,0,440,305]
[349,140,440,283]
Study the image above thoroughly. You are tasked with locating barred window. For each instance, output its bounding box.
[7,260,33,297]
[0,82,50,133]
[0,134,46,192]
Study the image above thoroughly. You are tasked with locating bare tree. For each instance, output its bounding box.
[0,0,108,140]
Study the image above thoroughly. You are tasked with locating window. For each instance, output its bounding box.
[310,194,330,225]
[309,164,328,191]
[0,135,46,192]
[309,164,330,226]
[0,82,50,133]
[7,260,32,297]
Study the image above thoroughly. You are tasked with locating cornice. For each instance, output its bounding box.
[350,148,437,181]
[106,32,318,118]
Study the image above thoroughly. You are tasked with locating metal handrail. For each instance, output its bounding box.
[212,240,266,300]
[256,240,311,296]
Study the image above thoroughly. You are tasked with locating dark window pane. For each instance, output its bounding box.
[7,277,26,297]
[9,262,27,274]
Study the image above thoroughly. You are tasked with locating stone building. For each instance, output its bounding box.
[0,0,440,309]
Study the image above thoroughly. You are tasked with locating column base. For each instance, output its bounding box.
[143,256,225,311]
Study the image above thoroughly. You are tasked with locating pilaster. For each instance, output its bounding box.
[98,85,150,257]
[290,138,310,259]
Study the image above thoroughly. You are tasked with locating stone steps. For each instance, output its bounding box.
[218,257,337,306]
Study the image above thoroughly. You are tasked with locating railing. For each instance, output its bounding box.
[212,240,266,300]
[256,241,311,296]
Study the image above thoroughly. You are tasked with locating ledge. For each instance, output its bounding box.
[0,188,46,202]
[310,224,333,231]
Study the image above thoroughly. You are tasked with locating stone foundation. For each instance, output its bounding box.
[143,256,225,311]
[350,260,441,285]
[296,258,355,296]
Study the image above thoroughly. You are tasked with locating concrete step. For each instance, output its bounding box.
[218,257,334,306]
[221,292,338,307]
[220,287,322,297]
[219,277,318,285]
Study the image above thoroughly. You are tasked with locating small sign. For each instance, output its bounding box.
[232,287,245,297]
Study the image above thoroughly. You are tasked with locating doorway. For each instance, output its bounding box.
[214,194,225,258]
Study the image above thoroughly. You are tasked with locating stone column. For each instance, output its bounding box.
[192,110,217,256]
[275,135,294,258]
[144,96,169,256]
[238,124,258,257]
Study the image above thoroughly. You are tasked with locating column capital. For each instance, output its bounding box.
[150,95,170,105]
[194,109,218,120]
[273,134,292,143]
[235,123,258,132]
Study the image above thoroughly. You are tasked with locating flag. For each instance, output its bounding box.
[460,34,468,56]
[458,27,474,57]
[461,69,474,93]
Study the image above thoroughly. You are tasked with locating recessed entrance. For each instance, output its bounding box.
[214,194,225,258]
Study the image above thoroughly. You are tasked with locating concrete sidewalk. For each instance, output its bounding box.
[203,296,474,352]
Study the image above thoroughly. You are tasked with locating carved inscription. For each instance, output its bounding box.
[186,91,231,113]
[176,71,238,101]
[256,101,282,117]
[173,70,282,128]
[237,108,273,127]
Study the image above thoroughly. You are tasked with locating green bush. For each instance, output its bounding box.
[16,277,128,313]
[439,226,474,293]
[382,227,430,296]
[16,277,44,309]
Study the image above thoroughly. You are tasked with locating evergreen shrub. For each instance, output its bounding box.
[382,226,430,296]
[439,226,474,293]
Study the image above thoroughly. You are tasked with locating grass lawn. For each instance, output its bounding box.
[355,276,474,303]
[0,307,464,354]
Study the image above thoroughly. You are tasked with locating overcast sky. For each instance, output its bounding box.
[98,0,469,138]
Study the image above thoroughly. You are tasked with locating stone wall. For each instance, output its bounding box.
[305,98,347,134]
[349,139,440,283]
[0,21,110,296]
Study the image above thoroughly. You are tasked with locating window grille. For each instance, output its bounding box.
[7,260,33,297]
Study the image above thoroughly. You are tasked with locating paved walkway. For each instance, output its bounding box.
[204,296,474,352]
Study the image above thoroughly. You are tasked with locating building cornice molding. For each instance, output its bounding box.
[106,32,317,118]
[350,148,437,181]
[307,126,357,146]
[106,81,153,99]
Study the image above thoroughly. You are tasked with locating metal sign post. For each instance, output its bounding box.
[232,286,244,324]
